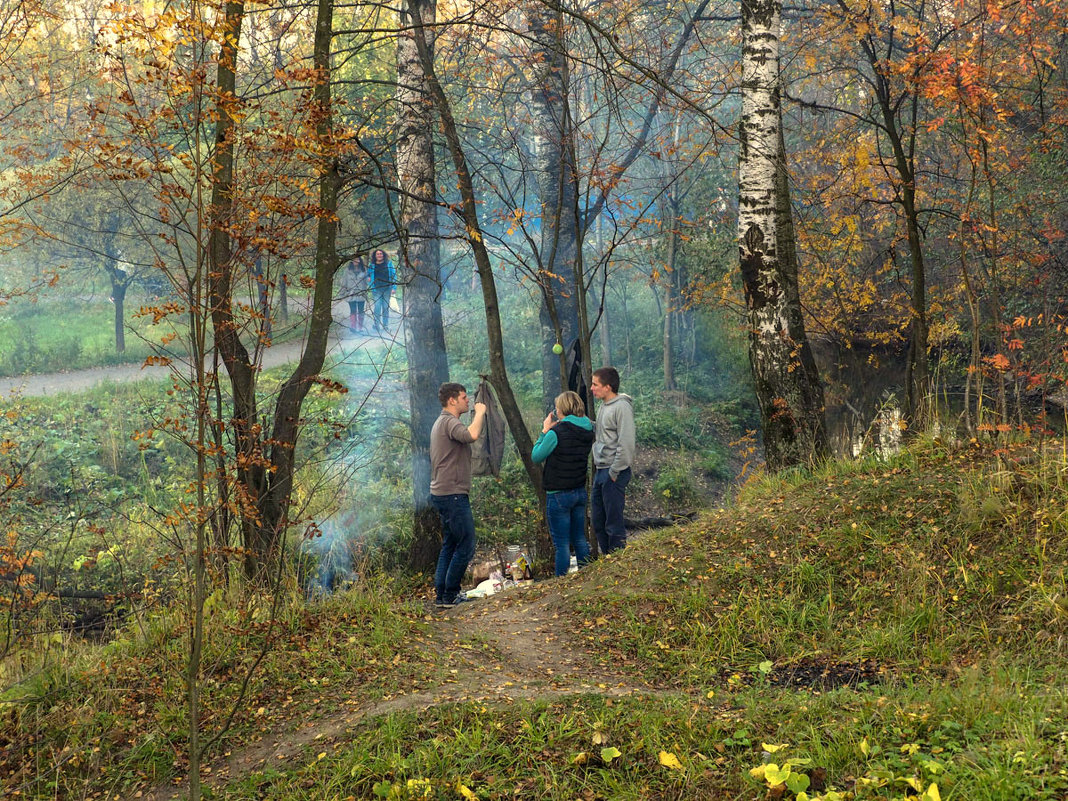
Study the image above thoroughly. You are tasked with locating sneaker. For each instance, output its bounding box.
[436,592,470,609]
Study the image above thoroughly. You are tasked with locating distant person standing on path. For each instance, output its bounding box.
[370,249,395,332]
[532,390,595,577]
[590,367,635,555]
[339,255,369,333]
[430,382,487,608]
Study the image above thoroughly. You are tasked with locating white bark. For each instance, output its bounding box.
[739,0,785,337]
[738,0,828,469]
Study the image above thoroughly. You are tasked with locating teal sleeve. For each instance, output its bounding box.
[531,430,558,464]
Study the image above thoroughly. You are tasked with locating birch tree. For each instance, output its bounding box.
[738,0,827,469]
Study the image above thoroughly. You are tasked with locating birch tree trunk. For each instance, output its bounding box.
[739,0,827,470]
[397,0,449,573]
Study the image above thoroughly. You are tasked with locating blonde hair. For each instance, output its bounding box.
[555,390,585,418]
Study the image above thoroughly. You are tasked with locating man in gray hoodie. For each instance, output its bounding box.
[590,366,635,555]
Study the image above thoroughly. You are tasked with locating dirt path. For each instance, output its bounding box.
[0,304,403,398]
[137,584,663,801]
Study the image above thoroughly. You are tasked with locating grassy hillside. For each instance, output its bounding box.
[3,436,1067,800]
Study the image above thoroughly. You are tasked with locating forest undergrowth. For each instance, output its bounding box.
[3,434,1068,800]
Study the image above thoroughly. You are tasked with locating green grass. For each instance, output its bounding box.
[569,438,1068,685]
[0,286,344,377]
[0,578,436,799]
[212,673,1068,801]
[0,297,161,375]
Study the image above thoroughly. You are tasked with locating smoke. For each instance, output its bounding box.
[301,517,358,599]
[301,331,410,599]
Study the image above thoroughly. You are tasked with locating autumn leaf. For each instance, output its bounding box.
[985,353,1011,370]
[658,750,684,770]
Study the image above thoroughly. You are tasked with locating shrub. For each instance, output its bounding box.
[653,462,700,509]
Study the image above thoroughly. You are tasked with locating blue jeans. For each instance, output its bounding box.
[373,288,391,329]
[546,487,591,577]
[592,467,630,555]
[431,494,476,602]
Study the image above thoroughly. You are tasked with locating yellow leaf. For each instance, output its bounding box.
[658,751,684,770]
[762,743,790,753]
[457,780,478,800]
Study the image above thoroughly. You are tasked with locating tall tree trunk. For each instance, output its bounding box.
[206,0,263,581]
[261,0,341,558]
[848,6,930,428]
[662,221,677,392]
[979,107,1007,423]
[527,0,580,405]
[397,0,449,573]
[407,1,542,500]
[109,274,128,354]
[208,0,340,582]
[739,0,828,470]
[196,3,249,794]
[900,180,929,427]
[595,217,612,366]
[774,127,827,452]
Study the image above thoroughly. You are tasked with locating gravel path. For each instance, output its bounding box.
[0,306,405,398]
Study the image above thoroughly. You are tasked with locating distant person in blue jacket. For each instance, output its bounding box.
[532,390,595,576]
[370,249,395,332]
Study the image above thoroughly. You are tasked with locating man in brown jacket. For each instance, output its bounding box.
[430,382,487,608]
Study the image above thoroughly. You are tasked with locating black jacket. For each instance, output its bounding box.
[543,421,595,491]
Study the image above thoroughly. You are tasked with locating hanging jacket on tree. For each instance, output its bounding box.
[565,338,589,411]
[471,379,506,477]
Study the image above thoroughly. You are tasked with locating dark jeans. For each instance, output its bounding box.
[592,467,630,555]
[546,486,591,577]
[372,288,391,329]
[431,493,476,602]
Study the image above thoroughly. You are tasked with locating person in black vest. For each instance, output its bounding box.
[532,390,595,576]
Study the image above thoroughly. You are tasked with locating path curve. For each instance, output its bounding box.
[134,585,670,801]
